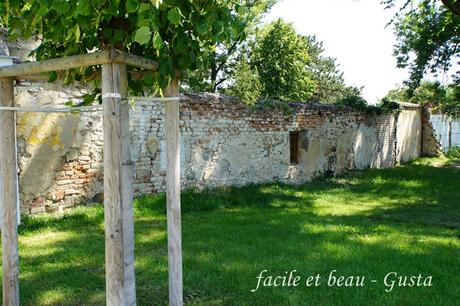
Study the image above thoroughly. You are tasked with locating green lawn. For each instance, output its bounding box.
[7,157,460,305]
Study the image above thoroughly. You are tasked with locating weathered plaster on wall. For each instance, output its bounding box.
[396,107,422,163]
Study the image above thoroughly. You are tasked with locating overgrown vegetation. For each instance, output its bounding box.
[383,0,460,90]
[379,1,460,115]
[11,158,460,305]
[445,146,460,159]
[383,80,460,114]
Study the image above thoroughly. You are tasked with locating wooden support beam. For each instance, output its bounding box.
[164,78,183,306]
[0,49,160,79]
[102,62,136,306]
[0,76,20,306]
[0,51,112,78]
[13,70,157,82]
[110,50,159,72]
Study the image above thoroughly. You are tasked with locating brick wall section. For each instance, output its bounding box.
[15,92,422,214]
[422,108,442,156]
[373,114,397,168]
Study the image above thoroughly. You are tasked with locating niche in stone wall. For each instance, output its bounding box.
[289,131,299,165]
[298,131,321,174]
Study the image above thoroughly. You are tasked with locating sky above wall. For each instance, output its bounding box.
[265,0,409,104]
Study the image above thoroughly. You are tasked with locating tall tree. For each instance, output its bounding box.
[184,0,277,93]
[304,35,362,103]
[252,19,316,101]
[383,0,460,91]
[225,56,263,105]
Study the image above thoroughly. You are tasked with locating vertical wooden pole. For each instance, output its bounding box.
[120,65,136,305]
[164,78,183,306]
[0,76,20,306]
[102,62,136,306]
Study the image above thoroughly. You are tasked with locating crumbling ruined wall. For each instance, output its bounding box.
[1,30,425,214]
[13,89,423,214]
[422,109,460,154]
[14,82,103,214]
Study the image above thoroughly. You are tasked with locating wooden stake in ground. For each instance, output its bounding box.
[164,79,183,306]
[119,64,136,305]
[102,62,136,306]
[0,74,20,305]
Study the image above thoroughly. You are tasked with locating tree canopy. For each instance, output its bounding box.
[303,35,362,103]
[225,56,263,105]
[1,1,365,105]
[251,19,316,101]
[183,0,277,93]
[383,0,460,90]
[1,0,255,90]
[221,19,365,105]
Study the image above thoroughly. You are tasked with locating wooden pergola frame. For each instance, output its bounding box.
[0,49,183,306]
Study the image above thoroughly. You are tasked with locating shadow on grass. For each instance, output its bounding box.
[330,164,460,229]
[134,162,460,229]
[134,183,307,215]
[19,206,104,235]
[179,211,459,305]
[17,206,459,305]
[14,161,460,305]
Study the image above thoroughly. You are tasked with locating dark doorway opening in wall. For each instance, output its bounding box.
[290,131,299,165]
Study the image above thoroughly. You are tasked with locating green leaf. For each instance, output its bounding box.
[113,30,125,44]
[167,8,182,26]
[126,0,138,14]
[196,21,208,35]
[48,71,58,83]
[152,33,163,50]
[103,29,113,40]
[138,3,150,14]
[74,24,80,42]
[237,6,248,16]
[51,1,70,14]
[134,26,151,45]
[144,72,155,85]
[76,0,91,16]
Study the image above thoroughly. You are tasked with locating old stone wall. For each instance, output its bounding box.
[13,88,423,214]
[14,82,103,214]
[421,108,443,156]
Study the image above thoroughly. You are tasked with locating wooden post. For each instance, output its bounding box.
[102,61,136,306]
[0,75,20,305]
[120,64,136,305]
[164,78,183,306]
